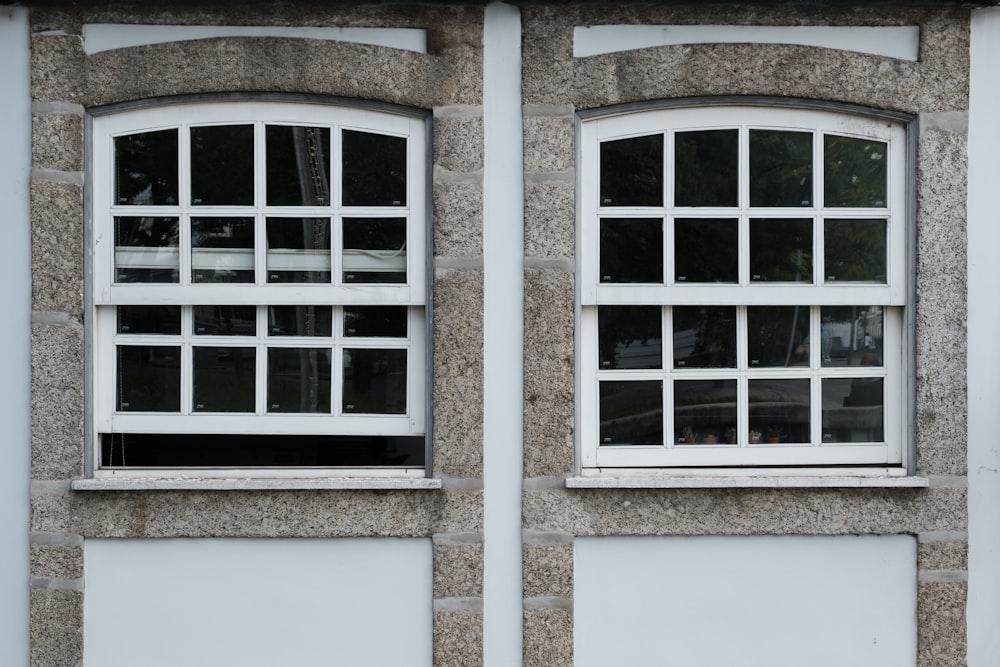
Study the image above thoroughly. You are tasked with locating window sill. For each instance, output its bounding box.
[566,470,928,489]
[71,477,442,491]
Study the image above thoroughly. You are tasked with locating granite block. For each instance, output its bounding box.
[32,112,83,173]
[434,541,484,598]
[434,609,483,667]
[917,580,966,667]
[30,545,83,581]
[524,177,575,260]
[433,176,483,259]
[524,113,574,174]
[434,111,484,173]
[31,319,84,480]
[918,539,968,572]
[523,543,573,598]
[30,588,82,667]
[30,181,83,315]
[523,608,573,667]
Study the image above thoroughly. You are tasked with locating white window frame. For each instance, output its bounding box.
[88,98,429,478]
[577,101,913,472]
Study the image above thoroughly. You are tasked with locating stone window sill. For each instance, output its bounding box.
[71,477,442,491]
[566,472,928,489]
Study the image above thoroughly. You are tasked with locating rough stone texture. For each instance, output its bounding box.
[30,589,82,667]
[31,181,83,315]
[30,494,72,536]
[521,6,969,114]
[434,610,483,667]
[523,488,966,536]
[917,581,966,667]
[523,543,573,598]
[31,320,84,480]
[434,176,483,258]
[918,539,968,572]
[434,112,484,174]
[32,113,83,172]
[523,608,573,667]
[524,177,574,259]
[915,127,968,477]
[524,268,574,478]
[524,114,574,173]
[30,545,83,581]
[31,6,484,108]
[434,542,483,599]
[433,268,484,478]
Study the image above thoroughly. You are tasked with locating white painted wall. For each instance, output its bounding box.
[0,7,32,667]
[84,538,433,667]
[575,535,917,667]
[966,8,1000,665]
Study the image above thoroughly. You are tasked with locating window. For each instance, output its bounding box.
[578,103,909,469]
[90,100,428,474]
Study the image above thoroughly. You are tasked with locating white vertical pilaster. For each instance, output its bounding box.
[482,2,524,665]
[967,7,1000,665]
[0,7,33,666]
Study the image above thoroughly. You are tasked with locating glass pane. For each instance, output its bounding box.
[600,135,663,206]
[269,306,333,337]
[193,305,256,336]
[674,218,738,283]
[672,306,736,368]
[266,125,331,206]
[117,306,180,334]
[342,130,406,206]
[749,129,813,207]
[266,217,331,283]
[114,217,179,283]
[748,379,811,444]
[820,306,884,367]
[750,218,813,282]
[674,379,737,445]
[191,217,255,283]
[824,219,886,282]
[190,125,254,205]
[114,129,179,205]
[343,348,407,414]
[193,347,256,412]
[267,347,331,413]
[116,345,180,412]
[674,129,738,207]
[342,217,407,283]
[822,377,884,442]
[824,135,887,208]
[747,306,810,367]
[599,218,663,283]
[599,380,663,446]
[345,307,408,337]
[598,306,662,370]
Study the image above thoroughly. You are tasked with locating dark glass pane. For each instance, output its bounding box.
[191,217,255,283]
[193,305,256,336]
[674,379,737,445]
[266,217,331,283]
[266,125,331,206]
[268,306,333,337]
[599,380,663,446]
[674,218,738,283]
[116,345,180,412]
[822,378,884,442]
[114,129,179,205]
[114,217,179,283]
[190,125,254,205]
[345,307,407,337]
[674,129,738,207]
[100,433,424,467]
[117,306,181,334]
[267,347,331,413]
[600,135,663,206]
[193,347,256,412]
[824,219,886,283]
[820,306,884,367]
[824,135,887,208]
[343,348,407,414]
[747,306,810,367]
[599,218,663,283]
[342,217,407,283]
[748,379,811,444]
[749,129,813,207]
[342,130,406,206]
[750,218,813,282]
[598,306,662,370]
[672,306,736,368]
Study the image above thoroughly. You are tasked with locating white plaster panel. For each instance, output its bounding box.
[575,535,917,667]
[84,538,432,667]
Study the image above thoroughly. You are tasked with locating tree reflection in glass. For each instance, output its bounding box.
[749,129,812,207]
[673,379,737,445]
[191,217,255,283]
[266,125,331,206]
[599,218,663,283]
[192,305,256,336]
[824,219,886,282]
[342,130,406,207]
[747,306,810,367]
[114,217,179,283]
[599,380,663,446]
[114,129,178,205]
[674,218,738,283]
[823,135,887,208]
[598,306,661,370]
[599,134,663,206]
[750,218,813,282]
[267,347,331,414]
[748,378,810,443]
[268,306,332,337]
[674,129,738,207]
[266,217,331,283]
[190,125,254,205]
[672,306,736,368]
